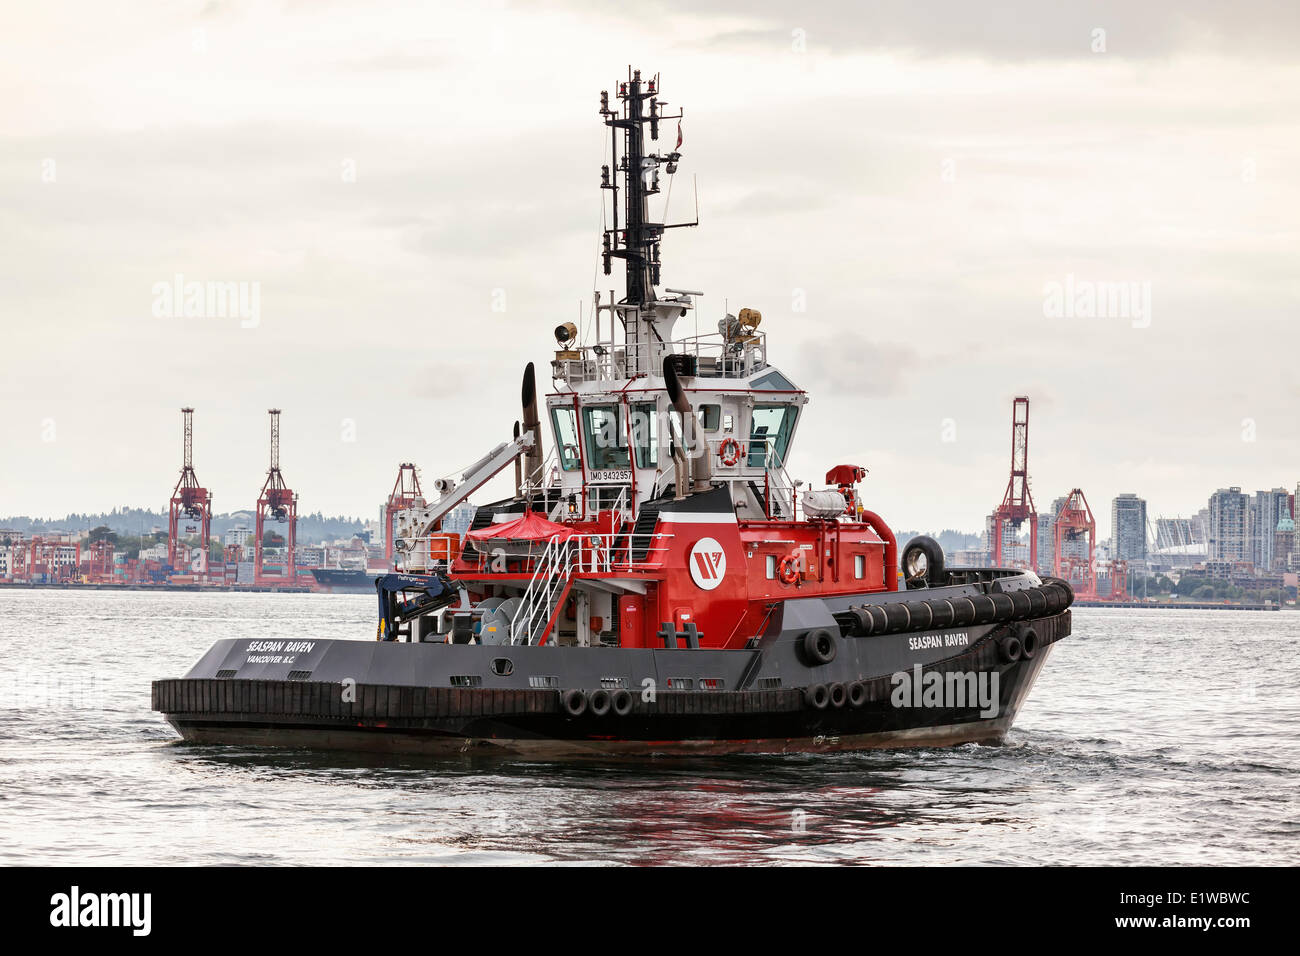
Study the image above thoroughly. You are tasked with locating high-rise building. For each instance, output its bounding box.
[1035,511,1056,575]
[1111,493,1147,562]
[1250,488,1290,570]
[1192,508,1209,546]
[1207,487,1250,563]
[1274,516,1295,572]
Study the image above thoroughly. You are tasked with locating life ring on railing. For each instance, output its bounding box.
[778,554,801,585]
[718,437,743,467]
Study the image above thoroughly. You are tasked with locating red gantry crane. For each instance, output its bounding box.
[254,409,298,586]
[384,463,424,567]
[168,407,213,578]
[991,396,1038,569]
[1053,488,1096,599]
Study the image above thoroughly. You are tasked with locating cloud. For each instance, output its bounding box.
[640,0,1300,61]
[793,332,918,398]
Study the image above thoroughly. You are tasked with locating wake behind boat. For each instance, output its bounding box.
[154,68,1073,757]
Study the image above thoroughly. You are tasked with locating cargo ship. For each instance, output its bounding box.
[154,68,1073,757]
[310,567,380,593]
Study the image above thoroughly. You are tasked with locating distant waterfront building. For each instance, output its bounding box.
[1207,487,1250,563]
[1274,516,1295,572]
[1035,512,1056,576]
[1250,488,1290,570]
[950,548,990,568]
[224,525,255,547]
[441,505,477,538]
[1192,508,1209,546]
[1111,493,1147,562]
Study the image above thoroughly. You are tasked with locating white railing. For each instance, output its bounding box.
[471,530,672,574]
[509,534,571,646]
[397,534,461,573]
[764,462,799,520]
[503,530,673,645]
[551,330,768,384]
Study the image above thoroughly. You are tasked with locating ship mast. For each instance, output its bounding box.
[598,68,696,377]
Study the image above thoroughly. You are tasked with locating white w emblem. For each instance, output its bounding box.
[689,537,726,591]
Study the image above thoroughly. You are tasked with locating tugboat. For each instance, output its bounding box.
[154,69,1073,757]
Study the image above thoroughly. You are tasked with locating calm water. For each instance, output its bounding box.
[0,589,1295,866]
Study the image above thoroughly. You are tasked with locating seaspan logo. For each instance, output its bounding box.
[689,537,726,590]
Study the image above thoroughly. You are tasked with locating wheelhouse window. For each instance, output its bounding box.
[698,404,721,432]
[551,406,581,471]
[631,402,658,469]
[748,404,798,468]
[583,404,630,470]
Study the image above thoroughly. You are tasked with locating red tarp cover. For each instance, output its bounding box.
[464,511,576,542]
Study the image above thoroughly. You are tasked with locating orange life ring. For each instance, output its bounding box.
[778,554,800,585]
[718,437,743,467]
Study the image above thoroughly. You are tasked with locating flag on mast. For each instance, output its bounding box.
[676,120,683,149]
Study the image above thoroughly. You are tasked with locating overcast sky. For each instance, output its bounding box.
[2,1,1297,532]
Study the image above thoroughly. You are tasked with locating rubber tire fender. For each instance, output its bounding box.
[588,688,612,717]
[611,688,633,716]
[561,689,587,717]
[805,683,830,710]
[849,606,875,636]
[801,628,837,665]
[847,680,868,707]
[904,601,935,631]
[900,534,946,587]
[998,635,1023,664]
[927,599,956,630]
[989,592,1015,622]
[950,597,978,627]
[1019,627,1039,660]
[970,594,998,626]
[828,682,847,708]
[1009,589,1033,619]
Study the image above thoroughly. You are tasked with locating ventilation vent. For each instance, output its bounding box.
[215,669,237,679]
[758,677,783,689]
[700,678,725,691]
[529,675,559,689]
[450,675,483,688]
[287,670,312,681]
[600,677,628,689]
[667,677,694,689]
